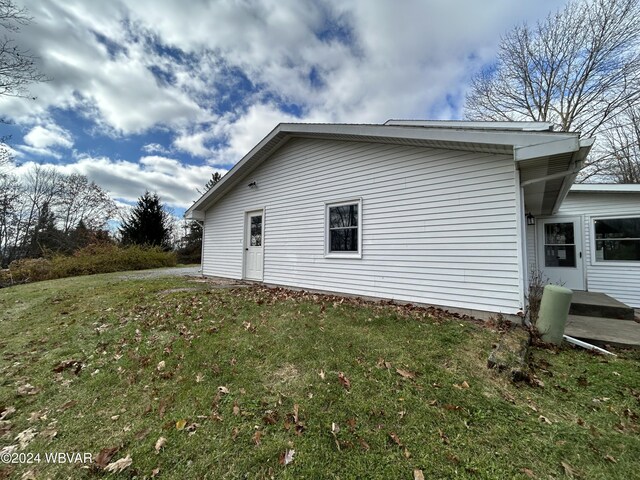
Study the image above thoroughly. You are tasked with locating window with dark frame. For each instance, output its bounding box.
[328,203,359,253]
[594,217,640,262]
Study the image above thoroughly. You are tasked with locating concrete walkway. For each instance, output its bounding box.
[565,315,640,348]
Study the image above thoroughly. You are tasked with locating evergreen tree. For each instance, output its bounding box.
[28,201,61,256]
[120,191,172,249]
[205,172,222,191]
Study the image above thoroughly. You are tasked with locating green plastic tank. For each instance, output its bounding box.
[536,285,573,345]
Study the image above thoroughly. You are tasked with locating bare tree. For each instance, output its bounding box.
[465,0,640,169]
[0,0,47,99]
[596,105,640,182]
[57,174,117,233]
[0,172,22,266]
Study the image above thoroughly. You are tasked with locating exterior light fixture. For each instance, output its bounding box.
[526,212,535,225]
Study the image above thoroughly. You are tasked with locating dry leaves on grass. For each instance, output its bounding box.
[388,432,403,447]
[252,430,263,445]
[396,368,416,380]
[94,447,118,469]
[413,469,425,480]
[16,383,40,396]
[175,419,187,430]
[521,467,536,478]
[15,428,37,449]
[279,449,295,466]
[561,461,580,478]
[454,380,470,389]
[52,359,83,375]
[154,437,166,454]
[338,372,351,391]
[0,406,16,421]
[104,454,132,473]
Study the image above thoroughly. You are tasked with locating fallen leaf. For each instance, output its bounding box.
[176,419,187,430]
[396,368,416,380]
[218,386,230,394]
[15,428,37,449]
[156,361,165,371]
[561,461,578,478]
[95,447,119,468]
[52,359,83,375]
[521,467,536,478]
[539,415,552,424]
[196,373,204,383]
[104,454,132,473]
[319,369,325,380]
[389,432,403,446]
[262,411,278,425]
[231,427,239,441]
[358,438,370,451]
[152,467,160,477]
[252,430,262,445]
[154,437,166,454]
[454,380,470,389]
[233,401,240,416]
[0,406,16,421]
[604,454,617,463]
[338,372,351,390]
[39,427,57,440]
[58,400,77,412]
[414,469,425,480]
[17,383,39,396]
[134,427,151,441]
[438,428,450,445]
[403,447,411,458]
[279,448,295,465]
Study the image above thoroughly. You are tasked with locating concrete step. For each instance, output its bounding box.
[569,291,635,321]
[565,314,640,348]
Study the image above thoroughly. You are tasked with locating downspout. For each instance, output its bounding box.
[514,165,527,315]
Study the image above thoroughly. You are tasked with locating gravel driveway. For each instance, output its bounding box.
[116,265,202,280]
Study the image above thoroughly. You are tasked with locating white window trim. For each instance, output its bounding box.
[324,198,363,259]
[590,214,640,266]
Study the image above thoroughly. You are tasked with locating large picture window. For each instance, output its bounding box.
[594,216,640,262]
[326,199,362,257]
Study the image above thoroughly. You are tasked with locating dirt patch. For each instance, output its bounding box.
[268,363,301,390]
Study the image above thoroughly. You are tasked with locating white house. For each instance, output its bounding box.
[526,184,640,308]
[184,120,632,318]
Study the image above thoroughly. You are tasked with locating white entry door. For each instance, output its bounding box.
[537,216,585,290]
[244,210,264,280]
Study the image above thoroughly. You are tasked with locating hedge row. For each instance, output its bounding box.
[0,244,177,287]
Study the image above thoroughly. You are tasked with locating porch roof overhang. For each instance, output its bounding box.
[185,122,594,219]
[518,137,594,216]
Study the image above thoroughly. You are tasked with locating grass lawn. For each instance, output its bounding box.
[0,273,639,479]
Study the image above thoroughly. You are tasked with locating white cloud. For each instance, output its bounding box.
[23,123,73,149]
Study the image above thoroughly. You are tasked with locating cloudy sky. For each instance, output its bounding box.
[1,0,568,215]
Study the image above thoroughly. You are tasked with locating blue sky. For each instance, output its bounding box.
[1,0,567,216]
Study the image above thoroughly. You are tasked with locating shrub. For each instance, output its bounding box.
[0,244,177,287]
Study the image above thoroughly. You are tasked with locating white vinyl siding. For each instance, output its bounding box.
[526,192,640,307]
[203,138,521,314]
